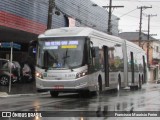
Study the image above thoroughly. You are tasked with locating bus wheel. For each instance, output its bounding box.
[139,79,142,89]
[98,77,102,93]
[95,80,101,95]
[130,86,135,91]
[50,91,59,97]
[130,86,138,90]
[80,90,90,98]
[117,75,121,91]
[90,79,102,96]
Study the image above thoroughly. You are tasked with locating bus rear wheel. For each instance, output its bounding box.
[117,75,121,91]
[138,79,142,89]
[130,85,138,90]
[50,91,59,97]
[94,80,102,95]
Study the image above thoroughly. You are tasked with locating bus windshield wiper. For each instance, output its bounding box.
[62,49,73,71]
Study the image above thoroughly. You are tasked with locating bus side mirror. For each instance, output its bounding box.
[28,46,34,57]
[91,47,96,58]
[29,40,37,46]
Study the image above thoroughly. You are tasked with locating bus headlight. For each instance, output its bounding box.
[36,71,43,79]
[76,71,87,78]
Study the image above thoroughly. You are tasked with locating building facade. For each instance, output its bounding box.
[0,0,119,62]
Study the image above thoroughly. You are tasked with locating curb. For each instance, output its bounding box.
[0,91,49,98]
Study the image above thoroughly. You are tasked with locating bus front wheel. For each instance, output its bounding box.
[87,78,102,96]
[50,91,59,97]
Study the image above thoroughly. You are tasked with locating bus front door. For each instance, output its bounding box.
[103,46,109,87]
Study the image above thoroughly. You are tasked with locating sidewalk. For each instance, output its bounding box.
[0,81,38,97]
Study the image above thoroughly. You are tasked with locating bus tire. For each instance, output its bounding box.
[117,75,121,91]
[130,86,137,91]
[135,85,139,90]
[50,91,59,97]
[94,80,101,95]
[139,79,142,89]
[98,76,102,93]
[80,90,91,98]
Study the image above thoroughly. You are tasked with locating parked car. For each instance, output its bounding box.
[0,58,18,86]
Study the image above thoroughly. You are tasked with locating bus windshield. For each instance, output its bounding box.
[37,38,86,70]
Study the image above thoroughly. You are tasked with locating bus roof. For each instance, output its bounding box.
[125,40,145,52]
[38,27,144,52]
[38,27,121,40]
[39,27,90,38]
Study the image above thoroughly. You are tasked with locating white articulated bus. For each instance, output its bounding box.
[32,27,147,97]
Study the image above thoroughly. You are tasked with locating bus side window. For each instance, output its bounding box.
[89,47,95,66]
[91,47,96,58]
[91,47,100,70]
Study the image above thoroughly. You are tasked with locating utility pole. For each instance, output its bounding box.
[137,6,152,46]
[108,0,112,34]
[103,0,124,35]
[147,14,157,66]
[47,0,55,29]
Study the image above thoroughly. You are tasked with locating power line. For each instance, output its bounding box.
[118,8,137,18]
[138,0,160,2]
[115,12,148,20]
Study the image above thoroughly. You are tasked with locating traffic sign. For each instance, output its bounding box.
[0,42,11,48]
[13,43,21,50]
[0,42,21,50]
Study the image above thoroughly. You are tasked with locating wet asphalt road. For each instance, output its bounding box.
[0,80,37,94]
[0,82,160,120]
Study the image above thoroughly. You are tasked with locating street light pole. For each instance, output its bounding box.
[9,42,13,93]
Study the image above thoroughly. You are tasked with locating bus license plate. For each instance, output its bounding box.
[54,85,64,89]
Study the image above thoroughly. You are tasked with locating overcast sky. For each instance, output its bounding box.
[91,0,160,39]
